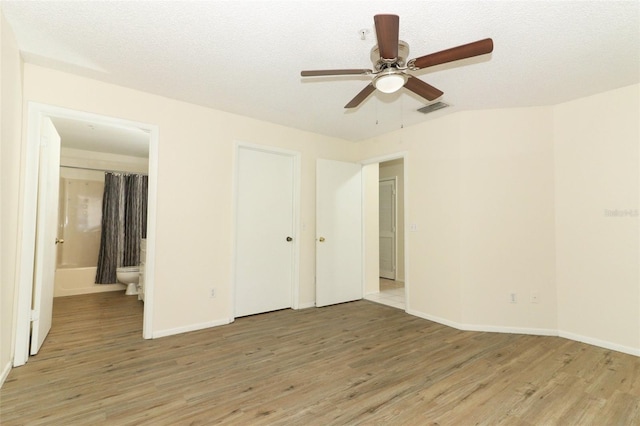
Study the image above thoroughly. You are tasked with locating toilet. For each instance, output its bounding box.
[116,266,140,295]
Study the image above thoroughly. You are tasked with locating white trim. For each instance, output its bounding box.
[361,151,409,166]
[14,103,158,367]
[295,301,315,309]
[14,106,42,366]
[406,309,464,331]
[231,141,301,319]
[153,318,233,339]
[408,308,556,336]
[0,360,12,388]
[463,324,558,336]
[360,163,366,300]
[142,125,159,339]
[407,308,639,356]
[378,176,397,281]
[558,330,640,357]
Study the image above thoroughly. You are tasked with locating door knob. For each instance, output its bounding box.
[55,238,64,244]
[318,237,325,242]
[286,236,293,242]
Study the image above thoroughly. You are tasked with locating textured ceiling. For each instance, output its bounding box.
[2,0,639,143]
[51,117,150,158]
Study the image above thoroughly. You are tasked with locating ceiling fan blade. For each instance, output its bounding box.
[404,75,444,101]
[344,84,376,109]
[374,14,399,60]
[301,69,372,77]
[411,38,494,70]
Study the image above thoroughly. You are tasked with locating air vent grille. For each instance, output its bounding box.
[417,102,449,114]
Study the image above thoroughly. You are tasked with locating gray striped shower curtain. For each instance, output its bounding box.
[95,172,148,284]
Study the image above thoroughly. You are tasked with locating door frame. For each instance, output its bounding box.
[379,176,397,280]
[14,102,159,366]
[231,141,301,319]
[361,152,409,310]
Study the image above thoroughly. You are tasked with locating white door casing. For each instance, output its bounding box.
[15,103,159,366]
[316,159,363,307]
[379,178,396,280]
[234,145,299,317]
[30,117,61,355]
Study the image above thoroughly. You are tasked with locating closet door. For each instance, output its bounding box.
[234,146,297,317]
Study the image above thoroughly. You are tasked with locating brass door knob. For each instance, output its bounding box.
[286,236,293,242]
[318,237,325,242]
[55,238,65,244]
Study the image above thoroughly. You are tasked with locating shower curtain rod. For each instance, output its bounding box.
[60,165,148,176]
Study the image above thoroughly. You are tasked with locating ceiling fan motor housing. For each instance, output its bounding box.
[371,40,410,70]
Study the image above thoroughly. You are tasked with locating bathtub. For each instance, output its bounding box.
[54,266,125,298]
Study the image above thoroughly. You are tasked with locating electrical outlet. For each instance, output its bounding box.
[531,291,539,304]
[509,292,517,304]
[210,288,216,298]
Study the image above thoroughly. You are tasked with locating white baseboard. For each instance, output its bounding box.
[152,318,233,339]
[0,360,12,388]
[295,301,315,309]
[558,330,640,357]
[462,323,558,337]
[406,308,638,356]
[406,309,464,331]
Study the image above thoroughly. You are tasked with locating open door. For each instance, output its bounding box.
[316,159,362,307]
[30,117,61,355]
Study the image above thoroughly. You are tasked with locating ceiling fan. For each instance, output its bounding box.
[300,14,494,109]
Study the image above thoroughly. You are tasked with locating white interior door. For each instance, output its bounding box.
[379,178,396,280]
[235,146,295,317]
[30,117,61,355]
[316,159,362,307]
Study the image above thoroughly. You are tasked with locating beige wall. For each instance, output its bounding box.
[458,107,556,330]
[1,10,24,383]
[359,86,639,354]
[555,84,640,352]
[21,64,357,336]
[379,159,405,282]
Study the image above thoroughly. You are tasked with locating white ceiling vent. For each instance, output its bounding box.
[417,102,449,114]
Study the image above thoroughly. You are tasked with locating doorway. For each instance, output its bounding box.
[14,103,159,366]
[363,155,407,311]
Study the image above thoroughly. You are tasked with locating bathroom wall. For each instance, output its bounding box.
[57,177,103,268]
[54,147,149,297]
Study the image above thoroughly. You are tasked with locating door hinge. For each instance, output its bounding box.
[31,309,39,321]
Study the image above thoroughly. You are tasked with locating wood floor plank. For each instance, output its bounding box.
[1,292,639,425]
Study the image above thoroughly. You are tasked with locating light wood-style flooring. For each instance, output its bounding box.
[1,292,639,425]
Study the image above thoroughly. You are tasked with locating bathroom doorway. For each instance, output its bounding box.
[14,103,159,366]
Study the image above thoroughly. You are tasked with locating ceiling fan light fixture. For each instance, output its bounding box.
[373,70,407,93]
